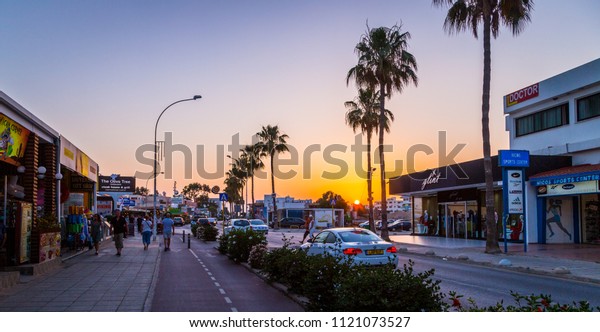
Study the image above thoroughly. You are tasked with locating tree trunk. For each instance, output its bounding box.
[367,132,375,232]
[379,82,389,241]
[251,174,255,218]
[483,2,500,254]
[270,153,278,229]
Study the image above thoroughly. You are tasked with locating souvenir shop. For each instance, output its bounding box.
[0,91,61,268]
[389,154,572,241]
[58,136,99,252]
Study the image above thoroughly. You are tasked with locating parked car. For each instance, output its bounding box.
[396,220,412,231]
[248,219,268,235]
[300,228,398,267]
[206,218,217,226]
[273,217,305,228]
[173,217,185,226]
[224,218,250,235]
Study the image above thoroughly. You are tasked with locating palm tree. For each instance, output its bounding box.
[257,125,289,228]
[224,167,244,217]
[347,24,418,241]
[433,0,533,254]
[243,143,265,218]
[345,88,394,233]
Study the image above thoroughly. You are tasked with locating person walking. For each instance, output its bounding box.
[161,213,175,252]
[141,215,153,250]
[301,215,315,244]
[110,209,127,256]
[90,214,103,255]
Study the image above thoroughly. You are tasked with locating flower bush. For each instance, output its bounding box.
[199,224,219,241]
[248,243,268,269]
[448,291,598,312]
[217,228,266,263]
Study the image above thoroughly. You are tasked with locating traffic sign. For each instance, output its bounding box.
[219,193,229,201]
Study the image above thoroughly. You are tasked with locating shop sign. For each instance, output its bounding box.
[532,173,600,186]
[0,112,31,166]
[537,180,598,196]
[99,174,135,192]
[70,175,95,191]
[498,150,530,167]
[421,169,442,190]
[507,170,524,214]
[505,83,539,107]
[60,136,77,171]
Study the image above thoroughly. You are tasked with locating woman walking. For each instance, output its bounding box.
[90,214,103,255]
[141,215,153,250]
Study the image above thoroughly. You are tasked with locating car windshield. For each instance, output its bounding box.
[250,220,265,225]
[234,220,250,226]
[338,230,381,243]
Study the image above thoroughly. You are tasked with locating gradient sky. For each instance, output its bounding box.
[1,0,599,204]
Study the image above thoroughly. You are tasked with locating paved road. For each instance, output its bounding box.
[405,255,600,308]
[151,227,303,312]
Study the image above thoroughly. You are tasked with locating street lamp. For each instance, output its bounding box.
[153,95,201,241]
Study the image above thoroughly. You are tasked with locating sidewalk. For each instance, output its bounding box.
[390,234,600,284]
[0,234,161,311]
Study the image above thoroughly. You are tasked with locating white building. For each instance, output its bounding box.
[504,58,600,244]
[374,196,411,214]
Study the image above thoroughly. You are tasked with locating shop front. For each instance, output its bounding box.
[58,136,99,251]
[390,154,571,242]
[530,164,600,244]
[0,92,60,267]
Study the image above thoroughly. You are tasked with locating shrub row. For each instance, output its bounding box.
[218,228,266,263]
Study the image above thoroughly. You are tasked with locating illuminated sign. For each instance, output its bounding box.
[506,83,539,107]
[0,113,31,166]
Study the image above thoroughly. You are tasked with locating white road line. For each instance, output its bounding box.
[207,272,212,276]
[219,288,226,295]
[189,250,199,259]
[231,308,238,312]
[224,297,232,304]
[210,277,216,281]
[214,282,221,287]
[190,247,236,311]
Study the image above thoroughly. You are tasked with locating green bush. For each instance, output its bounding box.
[334,260,445,312]
[448,291,598,312]
[199,224,218,241]
[191,223,199,237]
[248,243,268,269]
[217,228,266,263]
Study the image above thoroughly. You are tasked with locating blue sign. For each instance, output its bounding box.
[330,199,336,206]
[531,173,600,186]
[219,193,229,202]
[498,150,530,167]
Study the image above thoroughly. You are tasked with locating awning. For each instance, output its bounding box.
[530,164,600,186]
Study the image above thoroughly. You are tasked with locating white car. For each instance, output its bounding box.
[223,219,250,235]
[248,219,268,235]
[300,228,398,267]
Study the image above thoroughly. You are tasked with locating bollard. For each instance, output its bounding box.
[187,233,190,249]
[183,230,186,242]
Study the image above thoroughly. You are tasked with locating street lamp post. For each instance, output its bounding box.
[153,95,201,241]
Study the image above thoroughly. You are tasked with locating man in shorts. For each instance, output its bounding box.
[161,213,176,251]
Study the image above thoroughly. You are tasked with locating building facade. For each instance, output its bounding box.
[505,58,600,244]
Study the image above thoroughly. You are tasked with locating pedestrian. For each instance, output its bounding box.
[161,213,175,252]
[141,215,153,250]
[110,209,127,256]
[301,215,314,244]
[90,214,103,255]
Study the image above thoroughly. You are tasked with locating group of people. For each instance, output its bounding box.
[100,210,177,256]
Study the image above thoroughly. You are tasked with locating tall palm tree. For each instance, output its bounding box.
[257,125,289,228]
[347,24,418,241]
[224,167,244,217]
[345,88,394,233]
[433,0,533,253]
[243,143,265,218]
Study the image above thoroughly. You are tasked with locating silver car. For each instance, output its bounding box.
[248,219,269,235]
[300,228,398,267]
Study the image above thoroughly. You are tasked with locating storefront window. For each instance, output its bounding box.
[581,194,600,244]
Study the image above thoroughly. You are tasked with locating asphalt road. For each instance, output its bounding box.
[403,254,600,309]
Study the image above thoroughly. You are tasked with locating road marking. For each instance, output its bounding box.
[189,248,236,312]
